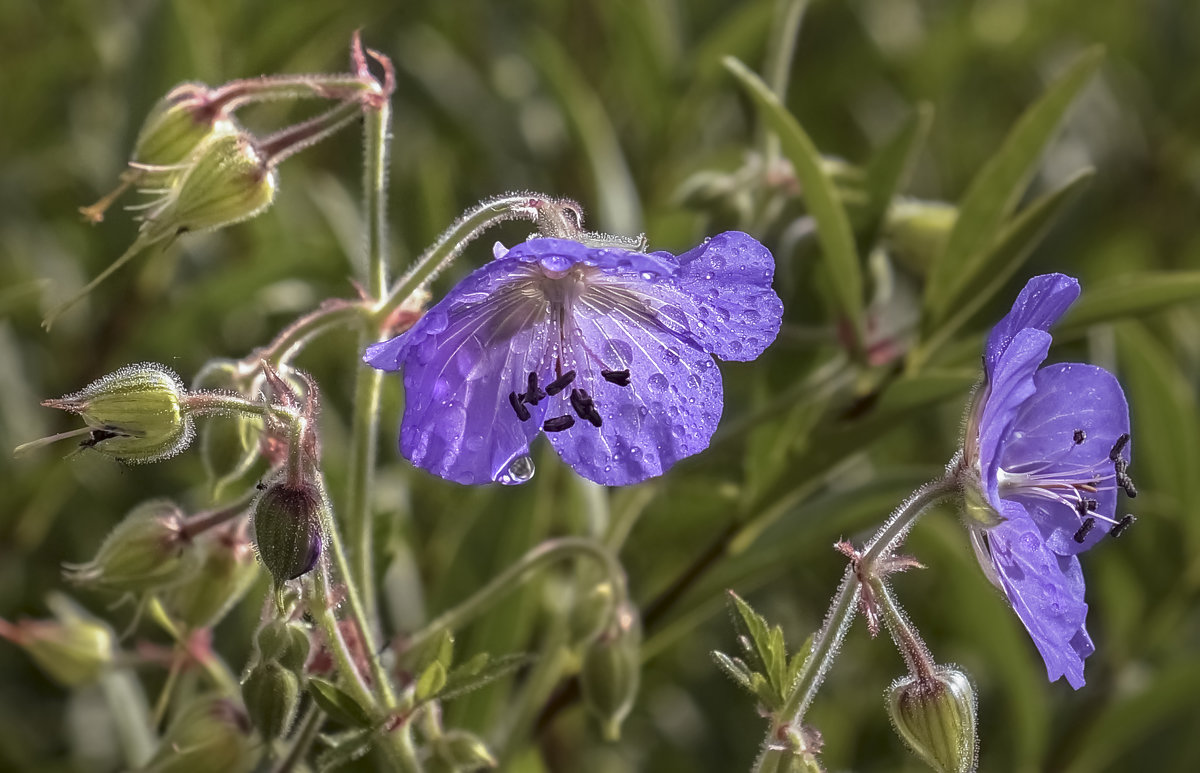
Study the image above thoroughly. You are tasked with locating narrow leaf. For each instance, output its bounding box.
[727,591,775,676]
[438,653,535,704]
[724,56,864,342]
[712,650,756,691]
[1057,271,1200,337]
[307,678,374,729]
[857,103,934,254]
[924,47,1104,324]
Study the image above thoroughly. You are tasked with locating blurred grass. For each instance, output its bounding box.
[2,0,1200,771]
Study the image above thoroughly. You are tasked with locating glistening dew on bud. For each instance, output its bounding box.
[579,601,641,741]
[42,364,193,463]
[251,479,323,585]
[887,666,978,773]
[0,593,114,687]
[64,500,198,593]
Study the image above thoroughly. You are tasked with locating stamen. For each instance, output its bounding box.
[523,372,546,405]
[508,391,531,422]
[1073,429,1086,445]
[1116,468,1138,498]
[1109,514,1136,538]
[1109,433,1130,461]
[1073,518,1096,543]
[543,414,575,432]
[545,370,576,396]
[569,388,603,428]
[601,368,631,387]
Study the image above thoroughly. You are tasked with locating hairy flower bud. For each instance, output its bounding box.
[142,696,255,773]
[0,593,114,687]
[164,526,258,629]
[65,500,198,593]
[429,729,498,772]
[253,619,312,674]
[43,364,193,463]
[887,667,978,773]
[579,602,641,741]
[252,480,323,584]
[241,661,300,740]
[133,83,235,169]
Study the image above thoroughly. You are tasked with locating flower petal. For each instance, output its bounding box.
[669,231,783,361]
[544,282,723,485]
[986,502,1092,688]
[1002,362,1131,554]
[505,237,678,277]
[985,274,1078,378]
[978,327,1052,505]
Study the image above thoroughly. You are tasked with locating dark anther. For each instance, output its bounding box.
[81,429,121,448]
[545,370,576,396]
[601,368,631,387]
[543,414,576,432]
[1109,514,1136,538]
[570,388,603,428]
[1116,469,1138,499]
[1073,518,1096,543]
[1074,499,1099,517]
[1073,429,1086,445]
[1109,433,1130,461]
[523,372,546,405]
[508,391,531,422]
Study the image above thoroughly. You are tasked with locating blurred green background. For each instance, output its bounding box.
[2,0,1199,770]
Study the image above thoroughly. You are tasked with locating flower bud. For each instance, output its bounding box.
[253,619,311,674]
[133,83,236,168]
[884,200,958,275]
[142,696,256,773]
[429,729,498,772]
[65,500,198,593]
[579,602,641,741]
[163,526,258,629]
[887,666,978,773]
[569,581,615,647]
[0,593,114,687]
[142,132,277,244]
[44,364,193,463]
[241,661,300,740]
[251,480,323,584]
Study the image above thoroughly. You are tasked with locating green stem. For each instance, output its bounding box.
[239,300,367,373]
[752,471,960,771]
[871,578,937,682]
[260,98,364,167]
[401,537,626,657]
[210,73,376,113]
[273,704,324,773]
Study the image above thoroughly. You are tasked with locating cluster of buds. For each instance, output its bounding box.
[241,618,312,741]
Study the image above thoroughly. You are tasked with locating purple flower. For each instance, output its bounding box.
[964,274,1135,689]
[365,232,782,486]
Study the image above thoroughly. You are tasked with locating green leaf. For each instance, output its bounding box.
[316,727,376,772]
[924,47,1104,325]
[857,103,934,255]
[712,650,755,692]
[724,56,864,343]
[1057,271,1200,337]
[416,660,447,702]
[307,677,374,729]
[438,652,535,704]
[913,168,1094,369]
[727,591,790,707]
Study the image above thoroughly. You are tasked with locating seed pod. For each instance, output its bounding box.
[133,83,236,169]
[579,602,641,741]
[241,661,300,740]
[64,500,198,593]
[251,480,323,584]
[0,593,113,687]
[142,696,256,773]
[887,666,978,773]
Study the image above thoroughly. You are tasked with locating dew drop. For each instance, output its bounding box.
[671,425,686,439]
[709,254,726,270]
[704,272,714,280]
[687,374,702,389]
[640,271,655,281]
[495,454,536,485]
[630,446,643,461]
[647,373,669,392]
[1020,533,1039,552]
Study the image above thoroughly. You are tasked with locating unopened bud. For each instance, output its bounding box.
[887,666,978,773]
[569,581,615,647]
[252,480,323,583]
[142,696,255,773]
[133,83,236,168]
[241,661,300,740]
[164,526,258,629]
[429,729,498,772]
[253,619,311,674]
[65,500,198,593]
[142,132,277,244]
[884,200,958,275]
[0,593,114,687]
[579,602,641,741]
[43,364,193,463]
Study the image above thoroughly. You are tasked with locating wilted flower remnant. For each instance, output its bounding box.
[365,231,783,486]
[962,274,1135,688]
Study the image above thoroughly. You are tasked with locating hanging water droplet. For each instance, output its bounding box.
[495,454,536,485]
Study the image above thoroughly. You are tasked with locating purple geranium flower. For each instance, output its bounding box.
[365,232,782,486]
[964,273,1135,689]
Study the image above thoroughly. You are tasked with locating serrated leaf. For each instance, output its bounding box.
[924,46,1104,325]
[307,677,374,729]
[727,591,774,675]
[913,168,1094,368]
[437,652,535,704]
[416,660,447,702]
[724,56,864,344]
[712,650,755,691]
[727,591,791,705]
[857,103,933,255]
[1056,271,1200,337]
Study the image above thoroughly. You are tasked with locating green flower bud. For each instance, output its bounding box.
[429,729,498,772]
[569,581,615,647]
[0,593,114,687]
[65,500,198,593]
[279,623,312,674]
[251,480,323,584]
[43,364,193,463]
[887,666,978,773]
[579,602,641,742]
[253,619,311,674]
[142,132,277,244]
[884,200,958,275]
[163,526,258,629]
[241,661,300,740]
[142,696,255,773]
[133,83,236,168]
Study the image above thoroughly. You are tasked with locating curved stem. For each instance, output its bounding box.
[872,578,937,682]
[181,489,256,540]
[238,300,367,373]
[400,537,626,657]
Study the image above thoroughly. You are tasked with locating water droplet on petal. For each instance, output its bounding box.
[630,447,643,461]
[640,271,655,281]
[704,272,714,280]
[647,373,669,392]
[495,453,536,485]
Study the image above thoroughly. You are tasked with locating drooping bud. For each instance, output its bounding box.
[887,666,978,773]
[163,525,258,629]
[579,602,642,741]
[42,364,193,463]
[569,581,616,647]
[0,593,114,687]
[64,500,198,593]
[141,696,256,773]
[251,479,323,584]
[132,83,236,169]
[429,729,498,772]
[241,661,300,740]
